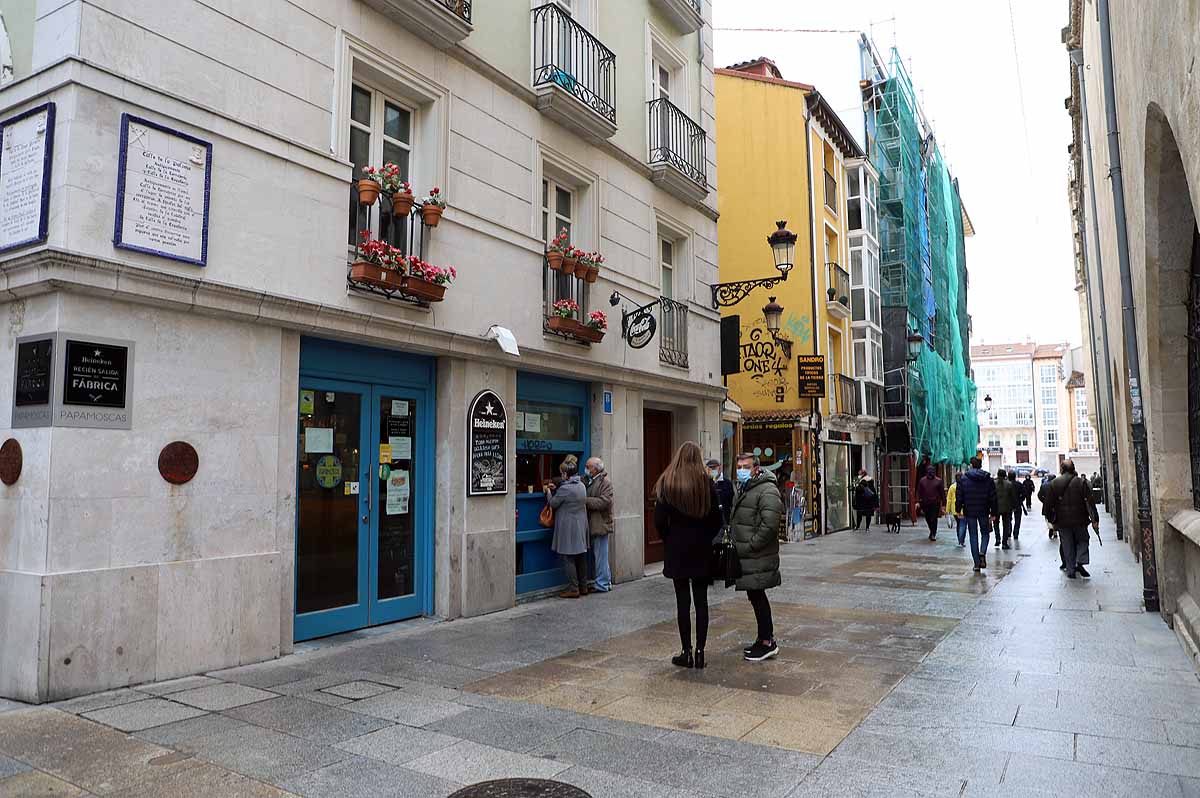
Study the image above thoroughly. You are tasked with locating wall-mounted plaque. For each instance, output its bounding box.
[468,390,507,496]
[797,354,826,399]
[158,441,199,485]
[0,439,21,486]
[113,113,212,266]
[52,335,135,430]
[11,334,55,428]
[0,102,55,254]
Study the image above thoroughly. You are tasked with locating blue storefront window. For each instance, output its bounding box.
[514,373,589,594]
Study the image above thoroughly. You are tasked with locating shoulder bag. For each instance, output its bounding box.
[539,503,554,527]
[711,525,743,588]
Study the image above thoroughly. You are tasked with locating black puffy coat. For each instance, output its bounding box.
[955,468,997,518]
[655,485,723,580]
[853,478,880,512]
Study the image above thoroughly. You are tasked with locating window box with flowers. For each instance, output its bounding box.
[401,256,455,303]
[547,298,581,335]
[349,231,402,289]
[577,310,607,342]
[420,187,446,227]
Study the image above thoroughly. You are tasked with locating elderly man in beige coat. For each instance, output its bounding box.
[584,456,614,592]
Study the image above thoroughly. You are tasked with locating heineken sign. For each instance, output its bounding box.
[468,389,507,496]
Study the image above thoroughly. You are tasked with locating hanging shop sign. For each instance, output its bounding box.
[468,389,507,496]
[54,336,135,430]
[624,306,657,349]
[0,102,55,255]
[11,334,55,428]
[797,354,826,399]
[114,113,212,266]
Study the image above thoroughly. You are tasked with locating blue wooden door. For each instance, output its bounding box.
[294,378,371,640]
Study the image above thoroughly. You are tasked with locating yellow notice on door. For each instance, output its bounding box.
[379,443,392,463]
[299,390,315,415]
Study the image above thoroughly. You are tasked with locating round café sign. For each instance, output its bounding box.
[626,309,657,349]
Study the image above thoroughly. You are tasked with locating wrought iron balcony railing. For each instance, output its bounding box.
[824,169,838,211]
[659,296,689,368]
[829,373,859,416]
[532,4,616,125]
[648,98,706,188]
[826,262,850,307]
[433,0,471,22]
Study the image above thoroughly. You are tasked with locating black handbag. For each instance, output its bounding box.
[711,525,743,587]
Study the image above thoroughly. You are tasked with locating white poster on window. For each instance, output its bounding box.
[525,413,541,434]
[515,412,525,432]
[304,427,333,453]
[386,469,410,515]
[388,436,411,460]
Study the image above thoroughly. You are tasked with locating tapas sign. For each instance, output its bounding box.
[797,354,826,399]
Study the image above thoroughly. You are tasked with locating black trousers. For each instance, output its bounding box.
[746,588,774,642]
[855,510,872,529]
[561,553,587,591]
[922,503,940,537]
[673,578,709,651]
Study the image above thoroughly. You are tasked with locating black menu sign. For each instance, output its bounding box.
[11,336,54,428]
[468,390,507,496]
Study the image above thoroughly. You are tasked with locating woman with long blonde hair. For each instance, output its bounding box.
[653,441,723,669]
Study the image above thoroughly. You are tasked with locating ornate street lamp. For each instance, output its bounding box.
[983,393,993,412]
[762,295,791,360]
[711,221,797,309]
[905,332,924,362]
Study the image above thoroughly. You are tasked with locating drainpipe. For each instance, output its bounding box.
[1098,0,1158,612]
[1074,46,1123,533]
[803,98,823,535]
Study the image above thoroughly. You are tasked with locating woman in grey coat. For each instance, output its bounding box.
[547,456,590,598]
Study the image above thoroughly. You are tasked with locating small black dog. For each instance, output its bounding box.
[884,512,902,534]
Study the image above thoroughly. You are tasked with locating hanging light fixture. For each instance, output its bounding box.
[762,296,784,335]
[767,220,797,278]
[905,333,924,362]
[983,393,993,412]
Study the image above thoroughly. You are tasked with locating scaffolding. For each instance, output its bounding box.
[865,47,978,465]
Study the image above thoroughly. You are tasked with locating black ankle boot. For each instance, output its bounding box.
[671,648,694,668]
[694,649,705,669]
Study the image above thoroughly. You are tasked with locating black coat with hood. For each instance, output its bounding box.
[955,468,998,519]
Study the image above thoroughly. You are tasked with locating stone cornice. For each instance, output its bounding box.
[0,248,727,403]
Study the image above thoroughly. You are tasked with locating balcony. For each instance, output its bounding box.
[828,374,859,417]
[824,169,838,212]
[532,4,617,141]
[648,98,708,203]
[659,296,689,368]
[825,262,851,319]
[650,0,704,33]
[363,0,472,49]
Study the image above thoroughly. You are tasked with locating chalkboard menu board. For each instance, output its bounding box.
[113,113,212,266]
[11,335,54,428]
[468,390,507,496]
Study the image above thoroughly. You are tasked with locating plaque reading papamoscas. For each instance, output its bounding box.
[114,113,212,266]
[468,390,508,497]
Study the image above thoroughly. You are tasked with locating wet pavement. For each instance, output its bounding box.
[2,507,1198,797]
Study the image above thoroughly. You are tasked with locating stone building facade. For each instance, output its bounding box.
[0,0,722,702]
[1064,0,1200,666]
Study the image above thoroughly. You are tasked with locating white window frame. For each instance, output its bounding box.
[653,210,693,305]
[1045,428,1059,449]
[659,237,675,300]
[347,79,417,244]
[645,23,691,162]
[541,174,586,317]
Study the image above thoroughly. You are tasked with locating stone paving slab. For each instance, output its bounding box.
[0,753,31,780]
[278,755,461,798]
[404,739,568,785]
[0,769,89,796]
[80,698,209,732]
[334,723,460,765]
[132,675,223,696]
[317,680,394,700]
[171,683,278,712]
[222,696,393,745]
[174,723,351,783]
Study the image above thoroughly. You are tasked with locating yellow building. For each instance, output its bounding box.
[716,58,879,535]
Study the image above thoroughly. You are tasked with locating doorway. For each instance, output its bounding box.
[643,408,673,564]
[294,340,434,641]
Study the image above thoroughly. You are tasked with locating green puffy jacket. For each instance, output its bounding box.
[730,471,783,591]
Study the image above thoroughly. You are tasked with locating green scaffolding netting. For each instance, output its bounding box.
[870,49,978,465]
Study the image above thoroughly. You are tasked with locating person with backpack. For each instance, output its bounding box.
[853,469,880,531]
[1040,459,1099,579]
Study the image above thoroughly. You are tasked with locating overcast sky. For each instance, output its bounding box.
[712,0,1079,347]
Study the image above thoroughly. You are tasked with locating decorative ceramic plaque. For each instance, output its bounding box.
[0,102,54,254]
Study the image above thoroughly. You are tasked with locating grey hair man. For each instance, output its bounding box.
[1040,458,1100,579]
[583,456,614,592]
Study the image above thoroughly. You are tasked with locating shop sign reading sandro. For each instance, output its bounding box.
[468,390,507,496]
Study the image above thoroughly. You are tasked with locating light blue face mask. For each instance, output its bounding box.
[736,468,752,483]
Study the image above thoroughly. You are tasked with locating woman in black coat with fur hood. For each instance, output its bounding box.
[654,441,723,670]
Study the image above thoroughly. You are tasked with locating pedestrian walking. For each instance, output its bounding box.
[1040,459,1099,579]
[852,469,880,531]
[546,455,589,598]
[917,466,947,541]
[706,458,735,524]
[655,442,723,669]
[946,475,966,547]
[730,452,784,662]
[955,457,998,571]
[1021,474,1035,511]
[1038,474,1058,540]
[994,469,1018,550]
[584,457,614,593]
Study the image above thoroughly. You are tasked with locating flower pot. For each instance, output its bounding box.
[584,264,600,283]
[546,250,564,271]
[421,204,444,227]
[826,287,836,300]
[350,261,399,290]
[391,191,415,217]
[401,275,446,302]
[358,179,381,206]
[547,315,580,335]
[838,295,850,307]
[562,256,578,276]
[577,325,605,343]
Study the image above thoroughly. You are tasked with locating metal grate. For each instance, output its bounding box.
[433,0,471,23]
[659,296,689,368]
[531,4,616,124]
[648,97,706,187]
[449,779,592,798]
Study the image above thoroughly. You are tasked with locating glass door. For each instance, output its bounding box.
[370,388,426,624]
[295,380,370,640]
